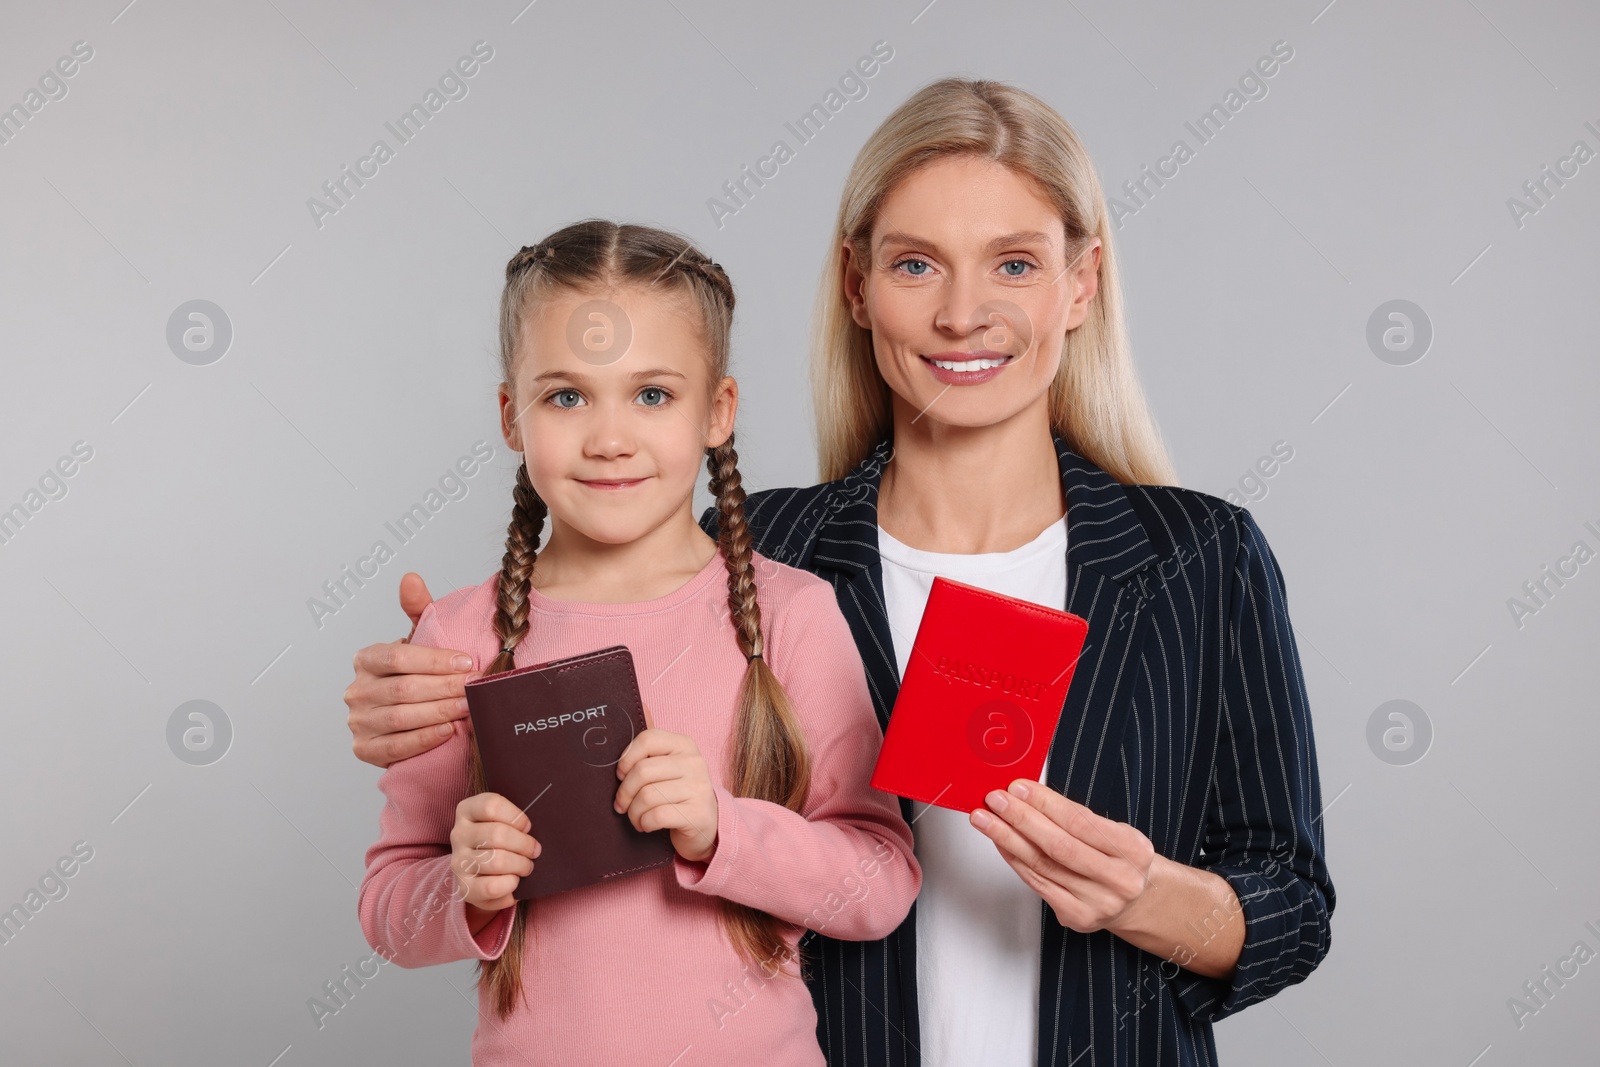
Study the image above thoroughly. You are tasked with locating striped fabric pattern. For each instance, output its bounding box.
[699,433,1335,1067]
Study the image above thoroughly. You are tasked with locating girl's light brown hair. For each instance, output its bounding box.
[470,219,811,1019]
[811,76,1179,486]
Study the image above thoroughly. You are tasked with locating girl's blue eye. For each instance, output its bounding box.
[638,386,670,407]
[551,389,583,408]
[1001,259,1032,277]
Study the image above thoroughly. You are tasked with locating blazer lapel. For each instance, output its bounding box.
[810,436,903,733]
[1040,434,1162,1066]
[805,438,925,1067]
[1045,433,1160,808]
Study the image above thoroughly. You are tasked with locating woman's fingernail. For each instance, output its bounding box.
[437,723,452,736]
[1008,781,1030,799]
[457,697,471,713]
[987,790,1009,812]
[971,809,994,829]
[453,655,474,670]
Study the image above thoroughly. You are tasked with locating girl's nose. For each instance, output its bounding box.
[582,403,638,459]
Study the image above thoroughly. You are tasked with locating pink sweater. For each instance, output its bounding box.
[358,548,921,1066]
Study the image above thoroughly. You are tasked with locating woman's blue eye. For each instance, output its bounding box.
[1001,259,1032,277]
[551,389,583,408]
[638,386,669,406]
[894,257,931,277]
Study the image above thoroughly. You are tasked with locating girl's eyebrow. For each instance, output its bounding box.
[876,229,1057,254]
[530,367,688,385]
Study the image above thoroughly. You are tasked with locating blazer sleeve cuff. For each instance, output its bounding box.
[1169,861,1329,1023]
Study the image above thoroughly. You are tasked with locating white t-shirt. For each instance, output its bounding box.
[876,515,1069,1067]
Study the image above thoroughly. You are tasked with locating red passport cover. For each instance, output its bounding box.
[464,644,674,900]
[870,577,1090,813]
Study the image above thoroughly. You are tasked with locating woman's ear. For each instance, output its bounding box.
[842,242,872,331]
[1063,239,1102,331]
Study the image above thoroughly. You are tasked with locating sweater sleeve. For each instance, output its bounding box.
[673,579,922,941]
[356,600,515,967]
[1171,506,1336,1022]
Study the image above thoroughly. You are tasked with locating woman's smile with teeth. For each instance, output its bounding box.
[925,354,1013,371]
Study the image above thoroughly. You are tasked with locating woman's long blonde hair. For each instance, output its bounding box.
[473,219,811,1019]
[811,76,1179,486]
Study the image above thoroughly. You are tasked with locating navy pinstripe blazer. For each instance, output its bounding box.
[698,432,1335,1067]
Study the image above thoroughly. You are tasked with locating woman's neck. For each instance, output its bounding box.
[877,401,1066,554]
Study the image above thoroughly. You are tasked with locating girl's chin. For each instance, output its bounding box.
[556,523,656,547]
[546,500,683,542]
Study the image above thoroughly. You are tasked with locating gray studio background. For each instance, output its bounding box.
[2,0,1597,1064]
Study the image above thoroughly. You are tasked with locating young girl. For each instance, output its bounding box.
[357,220,920,1065]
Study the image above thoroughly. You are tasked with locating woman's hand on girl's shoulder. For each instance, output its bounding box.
[450,792,541,917]
[347,639,478,767]
[345,573,478,769]
[613,727,719,864]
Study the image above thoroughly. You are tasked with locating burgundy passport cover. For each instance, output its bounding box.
[870,577,1090,813]
[464,644,673,900]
